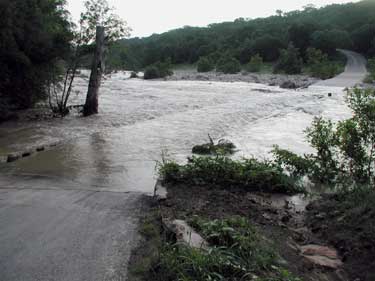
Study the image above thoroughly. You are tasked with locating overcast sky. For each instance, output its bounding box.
[67,0,359,38]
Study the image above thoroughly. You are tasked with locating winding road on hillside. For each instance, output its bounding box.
[314,49,368,88]
[0,50,368,281]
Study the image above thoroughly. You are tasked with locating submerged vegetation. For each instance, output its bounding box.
[144,59,174,79]
[192,135,236,155]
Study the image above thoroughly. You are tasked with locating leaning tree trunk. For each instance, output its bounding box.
[83,26,105,117]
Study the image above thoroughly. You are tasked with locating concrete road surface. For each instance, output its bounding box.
[314,49,368,88]
[0,186,147,281]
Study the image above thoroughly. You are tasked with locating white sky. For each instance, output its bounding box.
[67,0,359,38]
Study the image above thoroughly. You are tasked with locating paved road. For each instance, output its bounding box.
[0,185,147,281]
[314,49,368,88]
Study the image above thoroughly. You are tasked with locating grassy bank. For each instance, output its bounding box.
[159,156,304,195]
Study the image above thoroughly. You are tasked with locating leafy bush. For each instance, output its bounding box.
[144,59,173,79]
[306,48,343,79]
[245,54,263,73]
[197,57,214,72]
[274,44,302,74]
[159,156,303,194]
[273,88,375,186]
[157,217,301,281]
[216,56,241,74]
[364,58,375,83]
[272,146,314,178]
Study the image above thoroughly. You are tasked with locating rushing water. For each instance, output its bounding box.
[0,71,351,194]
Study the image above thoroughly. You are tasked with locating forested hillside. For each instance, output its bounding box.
[109,0,375,70]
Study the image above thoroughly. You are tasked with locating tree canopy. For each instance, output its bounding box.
[109,0,375,70]
[0,0,73,110]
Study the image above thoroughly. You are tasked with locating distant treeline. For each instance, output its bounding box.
[108,0,375,70]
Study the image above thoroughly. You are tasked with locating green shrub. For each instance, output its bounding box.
[365,58,375,83]
[216,56,241,74]
[274,44,303,74]
[156,217,301,281]
[272,145,314,178]
[197,57,214,72]
[306,48,343,79]
[245,54,263,73]
[144,59,173,80]
[273,88,375,186]
[159,156,302,194]
[144,66,160,79]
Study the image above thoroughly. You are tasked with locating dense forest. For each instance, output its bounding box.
[0,0,72,117]
[108,0,375,70]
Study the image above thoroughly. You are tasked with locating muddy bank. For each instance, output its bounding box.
[130,182,349,281]
[165,69,319,88]
[307,193,375,281]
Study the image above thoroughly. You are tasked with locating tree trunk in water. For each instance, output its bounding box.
[83,26,105,117]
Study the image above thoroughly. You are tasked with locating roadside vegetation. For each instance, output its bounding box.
[159,155,302,194]
[364,57,375,84]
[273,87,375,186]
[156,217,300,281]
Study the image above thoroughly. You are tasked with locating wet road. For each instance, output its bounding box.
[0,50,366,280]
[315,49,367,87]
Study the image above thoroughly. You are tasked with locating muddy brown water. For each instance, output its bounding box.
[0,71,350,196]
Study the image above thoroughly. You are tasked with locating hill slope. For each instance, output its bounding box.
[108,0,375,70]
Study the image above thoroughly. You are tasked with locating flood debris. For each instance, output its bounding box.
[192,134,236,155]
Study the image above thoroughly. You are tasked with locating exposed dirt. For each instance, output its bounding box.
[157,184,350,281]
[306,194,375,281]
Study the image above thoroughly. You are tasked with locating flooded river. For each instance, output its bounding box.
[0,72,351,194]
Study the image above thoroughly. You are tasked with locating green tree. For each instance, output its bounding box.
[311,29,352,55]
[0,0,72,115]
[251,35,285,62]
[245,54,263,73]
[216,56,241,74]
[288,22,317,58]
[274,44,302,74]
[144,59,173,79]
[197,57,214,73]
[306,47,341,79]
[48,0,131,117]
